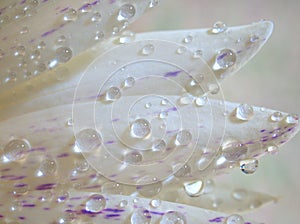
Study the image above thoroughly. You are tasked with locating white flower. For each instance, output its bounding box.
[0,1,299,223]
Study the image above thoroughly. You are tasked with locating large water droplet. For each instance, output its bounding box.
[75,129,102,153]
[137,181,162,197]
[270,111,283,122]
[160,211,186,224]
[56,47,73,63]
[224,214,245,224]
[3,139,30,161]
[63,8,78,21]
[131,208,151,224]
[240,158,258,174]
[209,21,227,34]
[130,119,151,139]
[117,4,136,21]
[85,194,106,213]
[235,104,254,121]
[37,158,57,176]
[175,130,192,146]
[184,180,203,197]
[141,44,155,56]
[105,86,121,101]
[213,49,236,70]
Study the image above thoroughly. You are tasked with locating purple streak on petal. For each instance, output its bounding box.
[209,216,224,223]
[103,208,124,213]
[105,140,115,144]
[112,118,120,122]
[23,204,35,208]
[164,70,181,78]
[19,216,26,220]
[36,183,56,190]
[41,28,56,38]
[60,7,69,13]
[57,153,69,158]
[149,211,164,216]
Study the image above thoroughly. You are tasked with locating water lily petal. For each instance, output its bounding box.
[0,0,153,92]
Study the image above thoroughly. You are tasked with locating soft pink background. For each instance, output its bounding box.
[132,1,300,223]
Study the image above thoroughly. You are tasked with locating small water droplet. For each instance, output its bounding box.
[240,158,258,174]
[208,83,220,94]
[117,4,136,21]
[20,26,29,35]
[182,35,193,44]
[159,111,168,119]
[63,8,78,21]
[137,181,162,197]
[175,130,192,146]
[85,194,106,213]
[56,47,73,63]
[75,160,89,172]
[91,12,102,22]
[232,189,248,201]
[161,99,169,105]
[141,44,155,55]
[131,208,151,224]
[75,129,102,153]
[150,199,161,208]
[56,189,69,203]
[37,41,46,50]
[184,180,203,197]
[193,49,203,58]
[149,0,159,8]
[270,111,282,122]
[152,139,166,152]
[235,104,254,121]
[124,151,143,164]
[40,190,53,202]
[3,139,30,161]
[145,102,152,109]
[174,164,191,177]
[195,96,207,107]
[66,118,73,127]
[119,200,128,208]
[267,144,279,155]
[58,211,77,223]
[95,31,104,41]
[179,94,193,105]
[130,119,151,139]
[176,46,187,54]
[249,34,259,43]
[225,214,244,224]
[209,21,227,34]
[122,77,135,88]
[160,211,186,224]
[14,45,26,57]
[30,49,40,60]
[285,114,299,124]
[37,158,57,176]
[105,86,121,101]
[213,49,236,70]
[12,183,29,196]
[102,182,123,194]
[55,35,67,45]
[222,141,248,161]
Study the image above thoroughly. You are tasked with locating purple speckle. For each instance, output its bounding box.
[19,216,26,220]
[59,7,69,13]
[164,70,181,77]
[23,204,35,208]
[36,183,56,191]
[57,153,69,158]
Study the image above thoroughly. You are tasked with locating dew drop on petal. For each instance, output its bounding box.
[160,211,187,224]
[131,208,151,224]
[145,102,152,109]
[224,214,244,224]
[141,44,155,56]
[3,139,30,161]
[213,49,236,70]
[105,86,121,101]
[161,99,169,105]
[117,4,136,21]
[122,77,135,88]
[195,96,207,107]
[91,12,102,22]
[14,46,26,57]
[130,119,151,139]
[150,199,161,208]
[37,158,57,176]
[63,8,78,21]
[235,104,254,121]
[151,139,166,152]
[75,129,102,153]
[285,114,299,124]
[119,200,128,208]
[193,49,203,58]
[20,26,29,35]
[159,111,168,119]
[174,164,191,177]
[222,141,248,161]
[55,47,73,63]
[232,189,248,201]
[137,181,162,197]
[209,21,227,34]
[182,35,193,44]
[175,130,192,146]
[12,183,29,196]
[176,46,187,55]
[249,34,260,43]
[267,144,279,155]
[270,111,283,122]
[85,194,106,213]
[179,94,193,105]
[240,158,258,174]
[124,151,143,164]
[149,0,159,8]
[184,180,203,197]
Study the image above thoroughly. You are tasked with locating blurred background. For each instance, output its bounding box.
[132,0,300,223]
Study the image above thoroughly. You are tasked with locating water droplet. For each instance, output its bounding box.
[267,144,279,155]
[209,21,227,34]
[213,49,236,70]
[149,0,159,8]
[117,31,135,44]
[184,180,203,197]
[30,49,40,60]
[124,151,143,164]
[193,49,203,58]
[150,199,161,208]
[232,189,248,201]
[159,111,168,119]
[66,118,73,127]
[56,47,73,63]
[119,200,128,208]
[224,214,244,224]
[285,114,299,124]
[182,35,193,44]
[145,102,152,109]
[91,12,102,22]
[160,211,186,224]
[141,44,155,55]
[175,130,192,146]
[270,111,282,122]
[55,35,67,45]
[75,129,102,153]
[249,34,259,43]
[152,139,166,152]
[161,99,169,105]
[102,182,123,194]
[20,26,29,35]
[95,31,105,41]
[240,158,258,174]
[137,181,162,197]
[37,41,46,50]
[122,77,135,88]
[3,139,30,161]
[85,194,106,213]
[37,158,57,176]
[174,164,191,177]
[12,183,29,196]
[202,179,215,194]
[14,45,26,57]
[105,86,121,101]
[130,119,151,139]
[117,4,136,21]
[195,96,207,107]
[58,211,77,223]
[75,160,89,172]
[23,0,39,11]
[40,191,53,202]
[235,104,254,121]
[56,190,69,203]
[131,208,151,224]
[179,94,193,105]
[221,141,248,161]
[208,83,220,94]
[63,8,78,21]
[176,46,186,54]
